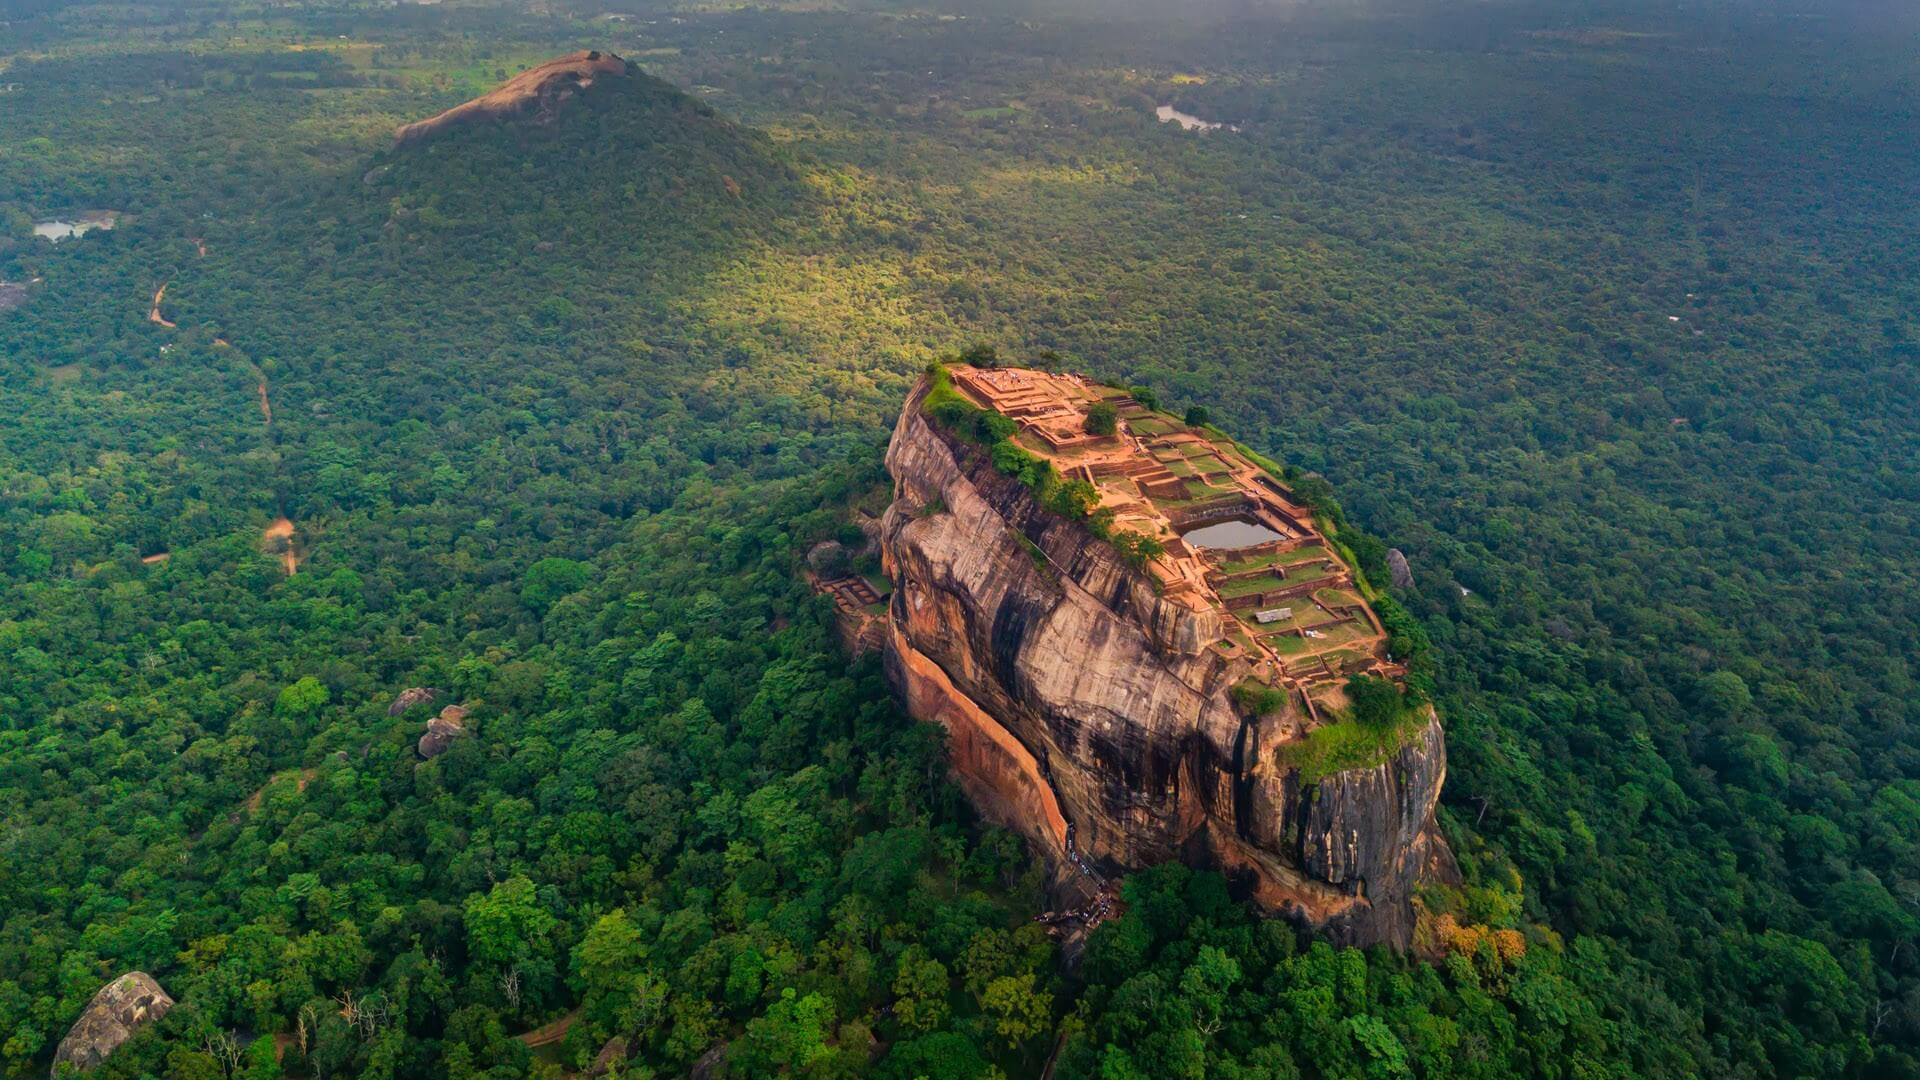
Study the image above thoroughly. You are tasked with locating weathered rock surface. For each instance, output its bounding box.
[690,1042,728,1080]
[806,540,848,575]
[52,972,173,1076]
[417,703,470,759]
[1388,548,1415,590]
[393,50,628,148]
[0,279,31,313]
[879,378,1451,947]
[386,686,439,717]
[587,1036,628,1078]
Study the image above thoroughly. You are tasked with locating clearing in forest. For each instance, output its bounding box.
[242,767,316,813]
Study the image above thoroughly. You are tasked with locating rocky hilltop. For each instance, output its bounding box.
[393,50,628,147]
[879,366,1454,947]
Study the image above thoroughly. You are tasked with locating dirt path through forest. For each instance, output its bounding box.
[148,282,176,328]
[150,251,300,571]
[262,515,299,575]
[514,1010,580,1048]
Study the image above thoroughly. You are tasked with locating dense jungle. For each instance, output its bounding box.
[1,0,1916,1077]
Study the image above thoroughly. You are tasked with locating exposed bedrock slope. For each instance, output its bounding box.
[392,50,629,147]
[879,376,1452,947]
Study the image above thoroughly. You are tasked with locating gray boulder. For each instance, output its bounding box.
[587,1035,629,1077]
[1387,548,1414,591]
[52,972,173,1076]
[806,540,849,576]
[386,686,439,717]
[417,704,471,759]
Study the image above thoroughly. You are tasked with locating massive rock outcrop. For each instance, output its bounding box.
[879,373,1452,947]
[393,50,628,147]
[52,972,172,1075]
[417,703,470,759]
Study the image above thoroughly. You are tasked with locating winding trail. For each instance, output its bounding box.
[151,247,303,574]
[262,515,299,576]
[148,282,176,328]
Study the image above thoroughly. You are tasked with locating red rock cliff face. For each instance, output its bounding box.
[880,377,1452,947]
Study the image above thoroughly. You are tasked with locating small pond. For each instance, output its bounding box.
[33,211,118,242]
[1182,518,1284,550]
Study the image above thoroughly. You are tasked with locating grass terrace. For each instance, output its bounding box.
[1315,586,1365,609]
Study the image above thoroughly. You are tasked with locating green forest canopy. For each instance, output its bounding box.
[0,1,1916,1077]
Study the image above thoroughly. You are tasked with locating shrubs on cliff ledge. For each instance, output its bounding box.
[1347,673,1426,729]
[923,363,1163,568]
[1232,680,1290,717]
[1276,675,1430,785]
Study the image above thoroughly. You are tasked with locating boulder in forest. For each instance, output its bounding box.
[690,1043,728,1080]
[417,704,471,758]
[807,540,849,576]
[1387,548,1414,590]
[52,972,173,1076]
[587,1036,629,1078]
[386,686,439,716]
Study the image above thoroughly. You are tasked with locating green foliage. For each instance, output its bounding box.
[1276,680,1429,785]
[1109,531,1166,569]
[1183,405,1210,427]
[463,876,557,969]
[0,4,1915,1077]
[1345,673,1422,730]
[275,676,330,718]
[890,947,951,1034]
[980,972,1052,1049]
[1084,401,1118,435]
[958,343,1002,368]
[521,557,592,612]
[1043,477,1101,520]
[1230,680,1288,717]
[1059,863,1643,1079]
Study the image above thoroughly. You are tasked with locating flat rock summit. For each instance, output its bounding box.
[878,366,1456,949]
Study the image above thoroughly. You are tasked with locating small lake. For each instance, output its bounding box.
[33,211,118,242]
[1156,104,1236,132]
[1182,519,1284,550]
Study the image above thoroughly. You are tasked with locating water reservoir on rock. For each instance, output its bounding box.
[1180,518,1284,550]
